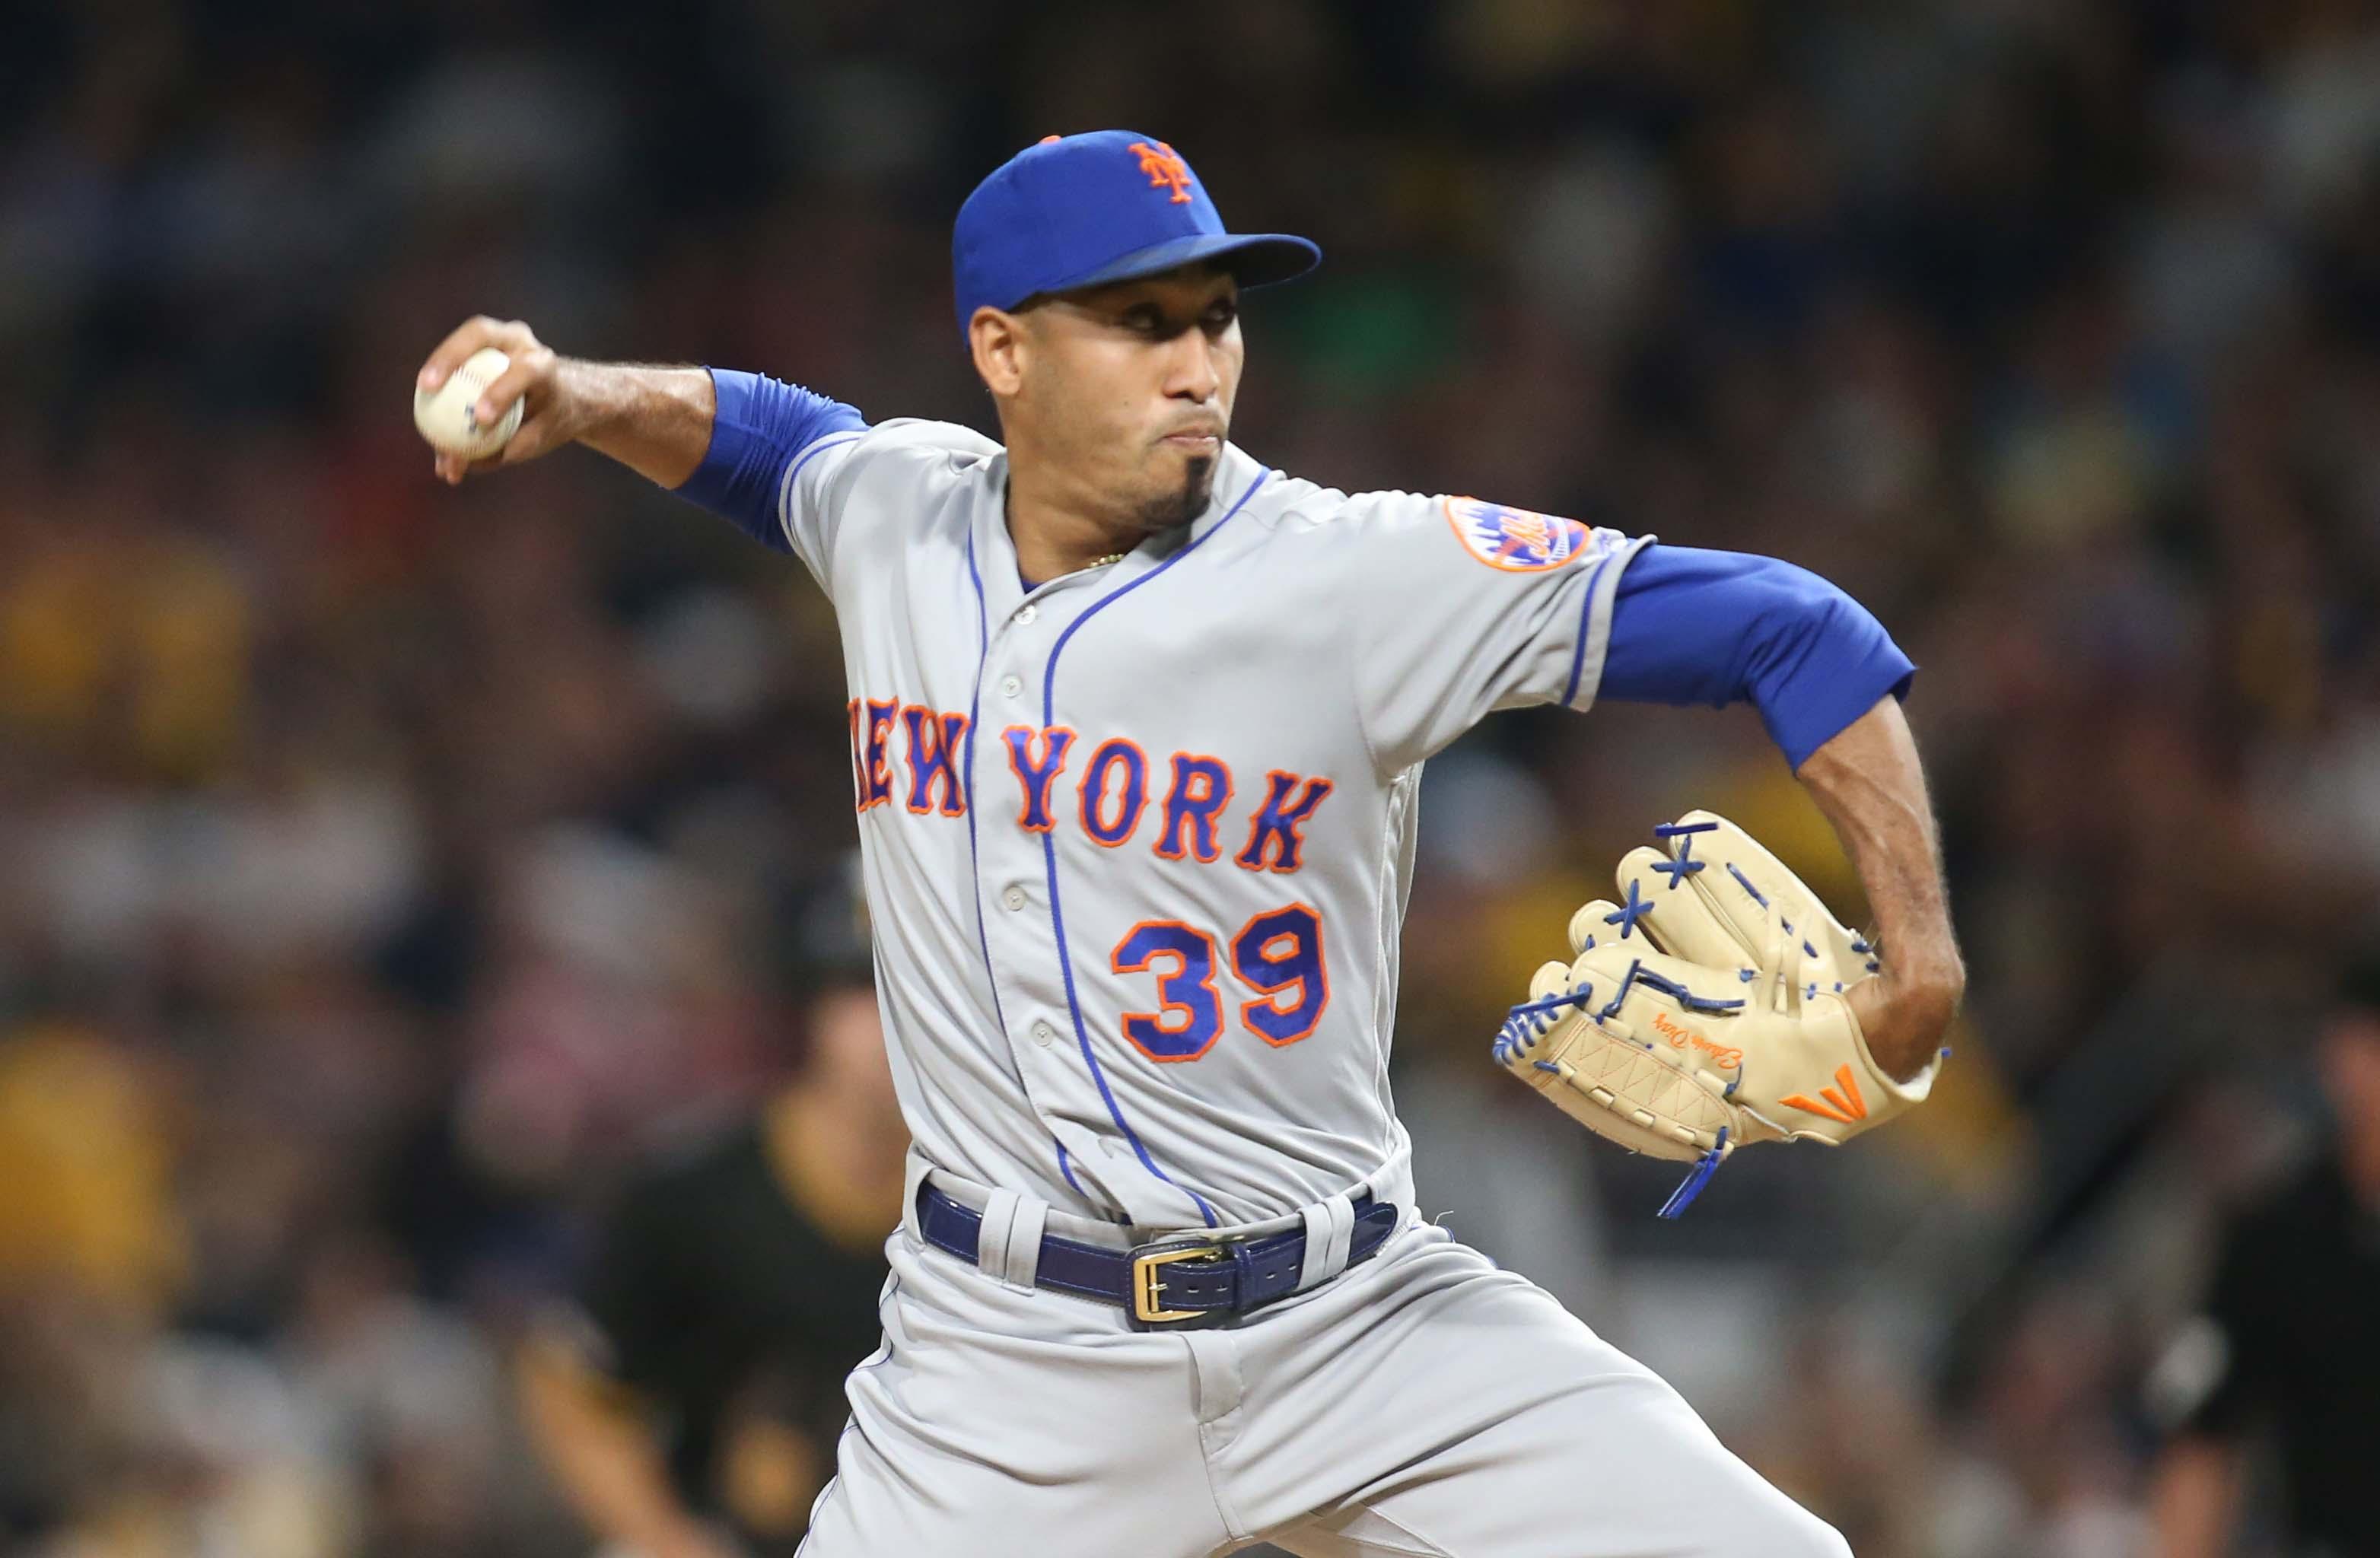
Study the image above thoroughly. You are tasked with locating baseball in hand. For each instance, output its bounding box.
[413,346,523,458]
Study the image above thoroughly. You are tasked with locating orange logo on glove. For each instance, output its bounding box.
[1129,141,1195,203]
[1780,1064,1869,1124]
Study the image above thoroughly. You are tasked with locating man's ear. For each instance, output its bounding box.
[969,307,1027,398]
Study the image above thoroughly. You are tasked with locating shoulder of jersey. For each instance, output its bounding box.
[1243,469,1345,526]
[851,417,1003,467]
[1245,478,1624,575]
[1248,475,1424,536]
[815,418,1002,499]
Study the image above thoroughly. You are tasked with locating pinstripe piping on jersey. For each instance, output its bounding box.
[967,524,1120,1213]
[773,429,869,546]
[1036,467,1274,1231]
[961,527,1016,1064]
[1560,533,1656,711]
[1559,549,1616,710]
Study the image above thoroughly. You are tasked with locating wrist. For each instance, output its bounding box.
[1892,951,1966,1018]
[1846,968,1958,1083]
[1869,924,1963,1002]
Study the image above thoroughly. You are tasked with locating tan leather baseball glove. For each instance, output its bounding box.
[1493,811,1942,1215]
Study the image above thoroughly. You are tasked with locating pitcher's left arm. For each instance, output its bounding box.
[1597,544,1964,1080]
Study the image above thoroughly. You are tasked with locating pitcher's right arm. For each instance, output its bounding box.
[414,318,866,555]
[415,316,715,486]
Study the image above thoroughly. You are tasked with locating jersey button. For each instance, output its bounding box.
[1001,886,1026,911]
[1014,604,1038,625]
[1000,675,1023,699]
[1032,1021,1057,1047]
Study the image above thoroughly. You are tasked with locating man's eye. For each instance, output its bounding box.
[1122,306,1163,332]
[1204,304,1237,331]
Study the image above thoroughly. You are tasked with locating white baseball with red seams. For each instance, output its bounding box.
[411,345,522,458]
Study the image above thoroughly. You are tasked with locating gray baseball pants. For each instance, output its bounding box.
[797,1182,1848,1556]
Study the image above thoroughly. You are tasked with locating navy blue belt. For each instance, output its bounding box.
[918,1184,1401,1328]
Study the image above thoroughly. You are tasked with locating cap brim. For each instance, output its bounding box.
[1042,232,1322,299]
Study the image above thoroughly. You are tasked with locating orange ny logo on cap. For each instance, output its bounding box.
[1128,140,1194,203]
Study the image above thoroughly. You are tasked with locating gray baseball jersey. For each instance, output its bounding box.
[787,417,1645,1232]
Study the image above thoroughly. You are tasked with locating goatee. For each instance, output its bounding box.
[1131,454,1214,535]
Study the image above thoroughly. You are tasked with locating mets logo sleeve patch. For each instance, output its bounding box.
[1443,496,1599,572]
[1320,486,1647,777]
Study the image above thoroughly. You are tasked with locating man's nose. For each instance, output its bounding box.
[1164,329,1220,402]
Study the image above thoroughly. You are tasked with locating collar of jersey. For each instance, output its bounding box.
[975,441,1265,614]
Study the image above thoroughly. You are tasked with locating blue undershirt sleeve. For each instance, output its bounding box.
[670,369,867,552]
[1599,543,1915,770]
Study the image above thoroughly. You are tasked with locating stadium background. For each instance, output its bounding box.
[3,0,2378,1553]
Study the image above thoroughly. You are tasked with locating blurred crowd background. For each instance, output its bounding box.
[5,0,2378,1554]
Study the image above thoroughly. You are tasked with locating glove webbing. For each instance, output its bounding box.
[1491,961,1742,1219]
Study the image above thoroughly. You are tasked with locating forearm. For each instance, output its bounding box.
[558,361,718,489]
[1796,695,1965,1081]
[515,1336,716,1556]
[417,316,864,549]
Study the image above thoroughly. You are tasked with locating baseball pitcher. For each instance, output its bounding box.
[417,130,1964,1557]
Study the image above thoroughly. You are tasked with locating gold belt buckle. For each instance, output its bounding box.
[1132,1244,1225,1324]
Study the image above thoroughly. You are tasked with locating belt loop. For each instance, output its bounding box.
[1295,1192,1358,1293]
[999,1197,1047,1293]
[902,1154,936,1245]
[975,1189,1023,1286]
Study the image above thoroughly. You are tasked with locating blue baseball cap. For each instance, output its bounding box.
[952,130,1321,341]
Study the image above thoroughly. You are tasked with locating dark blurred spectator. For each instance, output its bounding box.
[2146,953,2380,1558]
[517,871,905,1558]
